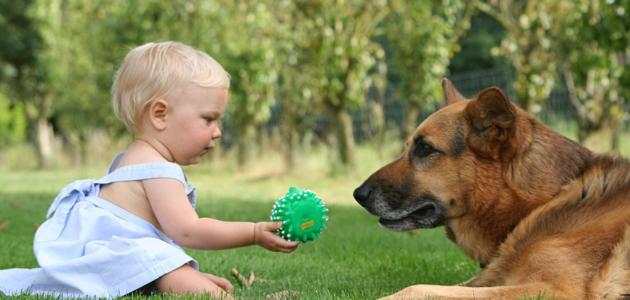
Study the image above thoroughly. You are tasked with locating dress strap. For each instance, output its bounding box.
[96,163,187,186]
[98,153,192,191]
[96,161,197,205]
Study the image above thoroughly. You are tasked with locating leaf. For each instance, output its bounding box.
[0,221,9,232]
[265,290,301,300]
[230,267,251,288]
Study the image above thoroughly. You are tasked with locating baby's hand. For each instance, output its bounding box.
[254,222,299,253]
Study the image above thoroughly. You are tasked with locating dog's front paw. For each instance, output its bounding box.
[380,284,482,300]
[380,285,442,300]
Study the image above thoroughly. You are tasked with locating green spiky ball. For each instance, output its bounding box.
[270,187,328,243]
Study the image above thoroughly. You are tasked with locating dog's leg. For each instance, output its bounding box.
[588,226,630,299]
[379,283,552,300]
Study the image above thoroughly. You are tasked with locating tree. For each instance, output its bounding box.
[0,0,55,168]
[271,0,317,169]
[557,0,629,149]
[218,0,278,168]
[294,0,388,168]
[385,0,476,139]
[30,0,114,165]
[476,0,567,113]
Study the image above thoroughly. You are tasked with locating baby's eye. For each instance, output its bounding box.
[203,117,215,124]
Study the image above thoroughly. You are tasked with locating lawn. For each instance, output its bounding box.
[0,145,480,299]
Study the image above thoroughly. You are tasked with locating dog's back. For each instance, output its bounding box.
[470,155,630,299]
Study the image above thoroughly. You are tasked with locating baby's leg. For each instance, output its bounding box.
[156,264,232,299]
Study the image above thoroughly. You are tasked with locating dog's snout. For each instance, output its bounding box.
[353,183,373,204]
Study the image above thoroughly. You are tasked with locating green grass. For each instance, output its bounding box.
[0,145,480,299]
[0,182,477,300]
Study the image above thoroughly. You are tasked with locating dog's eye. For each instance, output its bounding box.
[413,140,436,158]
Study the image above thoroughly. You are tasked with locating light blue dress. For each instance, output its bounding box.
[0,154,198,298]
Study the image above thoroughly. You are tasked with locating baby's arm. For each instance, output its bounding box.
[143,178,298,252]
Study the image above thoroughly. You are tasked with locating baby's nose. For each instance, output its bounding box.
[212,128,222,140]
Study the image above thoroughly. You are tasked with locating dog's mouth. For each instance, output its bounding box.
[378,200,445,231]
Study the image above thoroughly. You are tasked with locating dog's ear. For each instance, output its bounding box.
[442,78,465,105]
[464,87,516,160]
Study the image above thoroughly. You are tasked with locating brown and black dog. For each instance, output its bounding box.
[354,79,630,299]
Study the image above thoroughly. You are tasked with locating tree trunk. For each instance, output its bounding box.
[15,68,54,169]
[285,127,300,171]
[611,123,620,153]
[79,133,88,166]
[236,124,255,169]
[255,126,266,159]
[608,96,622,153]
[34,116,54,168]
[576,122,588,144]
[329,107,355,166]
[563,66,588,144]
[281,118,300,171]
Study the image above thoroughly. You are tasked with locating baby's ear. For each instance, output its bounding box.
[148,99,169,130]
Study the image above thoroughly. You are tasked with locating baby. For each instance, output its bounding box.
[0,41,299,299]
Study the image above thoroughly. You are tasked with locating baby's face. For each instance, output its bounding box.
[162,84,228,165]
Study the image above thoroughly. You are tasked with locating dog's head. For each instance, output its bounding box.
[354,79,589,235]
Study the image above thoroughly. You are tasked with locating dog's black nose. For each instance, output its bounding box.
[353,183,372,204]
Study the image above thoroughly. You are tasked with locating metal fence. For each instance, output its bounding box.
[223,66,626,147]
[349,66,578,142]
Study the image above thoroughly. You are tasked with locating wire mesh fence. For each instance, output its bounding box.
[221,66,627,148]
[349,66,578,143]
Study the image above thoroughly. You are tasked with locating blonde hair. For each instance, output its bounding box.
[111,41,230,132]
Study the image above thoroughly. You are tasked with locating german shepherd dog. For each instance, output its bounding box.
[354,79,630,299]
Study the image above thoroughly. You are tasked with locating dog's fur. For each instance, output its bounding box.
[354,79,630,299]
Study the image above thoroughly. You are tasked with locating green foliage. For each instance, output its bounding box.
[449,12,508,73]
[384,0,475,137]
[478,0,569,112]
[32,0,115,156]
[552,0,629,145]
[478,0,628,146]
[296,0,387,111]
[0,0,42,72]
[386,0,475,106]
[0,93,26,147]
[293,0,388,166]
[586,0,630,52]
[271,1,322,168]
[219,1,278,166]
[0,0,55,168]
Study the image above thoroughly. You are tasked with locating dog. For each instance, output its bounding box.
[354,79,630,299]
